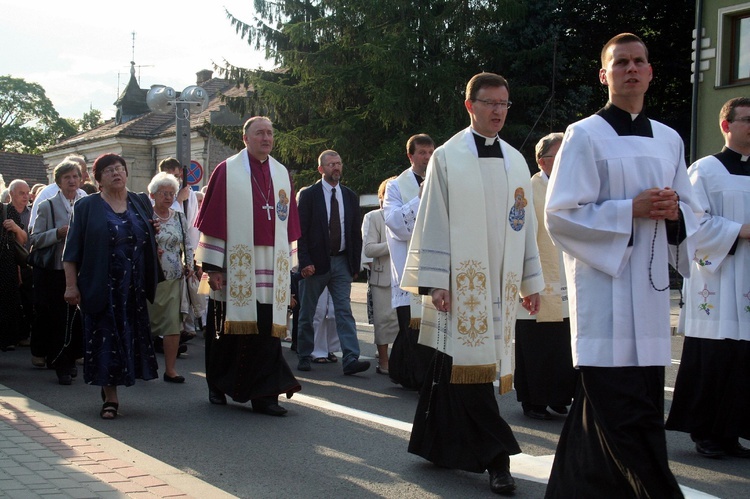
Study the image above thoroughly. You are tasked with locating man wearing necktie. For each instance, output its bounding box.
[296,150,369,375]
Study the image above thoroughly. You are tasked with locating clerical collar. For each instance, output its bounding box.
[597,102,653,138]
[714,146,750,176]
[472,130,503,158]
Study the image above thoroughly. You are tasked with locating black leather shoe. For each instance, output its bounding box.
[523,405,552,420]
[488,452,516,494]
[297,357,311,371]
[344,359,370,375]
[252,400,288,416]
[695,439,725,458]
[69,366,78,378]
[56,370,72,385]
[209,388,227,405]
[724,440,750,458]
[163,373,185,383]
[549,405,568,415]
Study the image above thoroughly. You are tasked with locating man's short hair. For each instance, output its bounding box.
[318,149,340,166]
[243,116,273,135]
[8,179,29,193]
[465,72,509,102]
[158,157,181,172]
[719,97,750,126]
[535,133,564,162]
[600,33,648,67]
[406,134,434,155]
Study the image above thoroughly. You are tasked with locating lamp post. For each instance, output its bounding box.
[146,84,210,177]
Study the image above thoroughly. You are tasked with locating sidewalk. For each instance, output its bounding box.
[0,384,234,499]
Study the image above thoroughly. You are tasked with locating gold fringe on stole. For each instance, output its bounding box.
[271,323,287,339]
[450,364,496,384]
[498,374,513,395]
[224,321,258,335]
[409,317,421,330]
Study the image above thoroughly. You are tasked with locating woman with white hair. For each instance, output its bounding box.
[147,172,194,383]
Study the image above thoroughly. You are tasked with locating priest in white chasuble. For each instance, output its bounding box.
[666,97,750,459]
[383,133,436,390]
[195,116,301,417]
[401,72,544,496]
[544,33,703,499]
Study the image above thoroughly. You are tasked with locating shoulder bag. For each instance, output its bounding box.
[27,199,59,270]
[2,202,29,267]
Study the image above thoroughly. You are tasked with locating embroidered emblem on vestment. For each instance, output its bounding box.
[276,189,289,221]
[697,283,715,315]
[454,260,489,347]
[275,251,289,310]
[503,272,520,353]
[508,187,527,232]
[228,244,253,306]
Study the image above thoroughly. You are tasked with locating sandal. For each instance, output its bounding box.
[312,357,331,364]
[327,352,338,363]
[100,402,119,420]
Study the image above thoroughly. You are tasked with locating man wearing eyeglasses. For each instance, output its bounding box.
[666,97,750,459]
[401,72,545,495]
[544,33,704,498]
[296,150,369,375]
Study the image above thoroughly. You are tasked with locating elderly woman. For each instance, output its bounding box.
[63,153,160,420]
[147,172,194,383]
[30,160,85,384]
[362,178,399,374]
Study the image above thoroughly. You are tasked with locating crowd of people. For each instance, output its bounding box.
[1,30,748,497]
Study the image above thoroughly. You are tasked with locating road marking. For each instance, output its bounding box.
[289,393,717,496]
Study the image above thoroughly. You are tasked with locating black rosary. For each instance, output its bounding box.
[647,192,684,307]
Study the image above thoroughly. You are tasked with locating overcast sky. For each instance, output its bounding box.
[0,0,271,121]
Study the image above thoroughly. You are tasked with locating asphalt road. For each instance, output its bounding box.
[0,298,747,498]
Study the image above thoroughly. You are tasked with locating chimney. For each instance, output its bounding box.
[197,69,213,85]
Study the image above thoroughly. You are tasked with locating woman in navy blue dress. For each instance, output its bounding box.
[63,154,160,419]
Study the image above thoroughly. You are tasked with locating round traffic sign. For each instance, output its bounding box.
[186,160,203,185]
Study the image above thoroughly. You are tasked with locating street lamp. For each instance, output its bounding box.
[146,84,210,176]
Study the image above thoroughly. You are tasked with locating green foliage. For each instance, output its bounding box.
[78,108,103,131]
[217,0,695,193]
[0,75,76,154]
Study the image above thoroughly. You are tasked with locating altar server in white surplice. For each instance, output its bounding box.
[383,133,435,389]
[544,33,703,499]
[401,72,544,496]
[666,97,750,459]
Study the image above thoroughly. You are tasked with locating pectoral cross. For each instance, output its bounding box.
[262,202,274,220]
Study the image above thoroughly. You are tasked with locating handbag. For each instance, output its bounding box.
[27,200,59,270]
[2,202,29,267]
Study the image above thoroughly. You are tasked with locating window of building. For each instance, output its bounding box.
[716,2,750,87]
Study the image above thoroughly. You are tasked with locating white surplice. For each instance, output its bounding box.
[545,115,703,367]
[681,155,750,341]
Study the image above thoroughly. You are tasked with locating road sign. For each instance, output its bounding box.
[186,160,203,185]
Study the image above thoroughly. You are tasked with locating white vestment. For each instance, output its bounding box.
[545,114,703,367]
[680,155,750,341]
[401,127,544,391]
[384,168,422,310]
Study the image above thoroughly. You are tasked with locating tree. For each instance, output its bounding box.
[78,108,103,131]
[218,0,695,193]
[0,75,76,154]
[220,0,527,193]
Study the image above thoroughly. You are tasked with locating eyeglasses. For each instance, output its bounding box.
[101,165,126,176]
[474,99,512,110]
[325,161,343,168]
[540,155,556,159]
[156,191,175,198]
[730,117,750,124]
